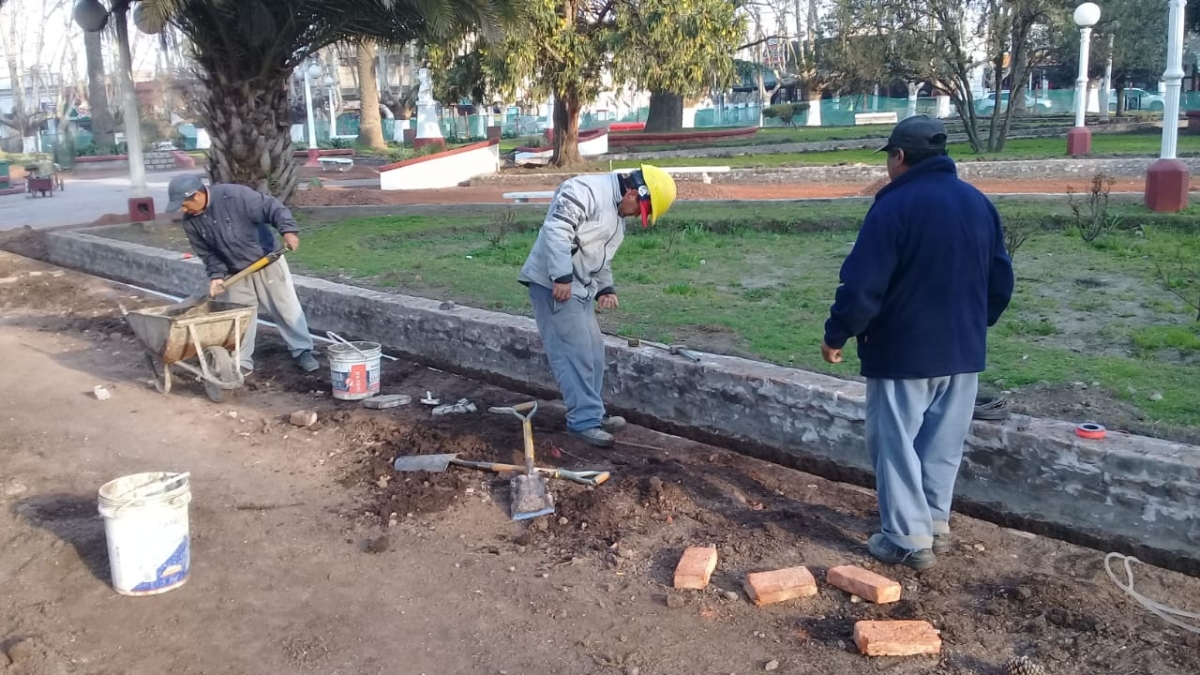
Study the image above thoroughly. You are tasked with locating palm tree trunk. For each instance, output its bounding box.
[550,91,583,167]
[84,30,115,147]
[203,72,299,202]
[644,90,684,132]
[356,41,386,150]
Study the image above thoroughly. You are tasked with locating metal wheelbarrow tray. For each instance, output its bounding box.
[123,300,256,403]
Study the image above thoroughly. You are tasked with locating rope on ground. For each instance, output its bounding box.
[1105,552,1200,633]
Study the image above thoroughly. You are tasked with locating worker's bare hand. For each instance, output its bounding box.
[820,341,843,364]
[208,278,226,297]
[597,294,619,311]
[552,282,572,302]
[282,233,300,251]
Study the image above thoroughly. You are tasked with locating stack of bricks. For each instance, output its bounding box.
[670,547,943,659]
[144,151,177,172]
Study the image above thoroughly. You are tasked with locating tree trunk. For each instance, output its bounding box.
[994,22,1032,154]
[550,91,583,167]
[805,85,822,126]
[906,82,920,119]
[84,29,115,147]
[644,90,684,132]
[203,73,299,203]
[356,41,386,150]
[1116,82,1126,115]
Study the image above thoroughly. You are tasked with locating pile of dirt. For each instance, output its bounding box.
[0,226,48,260]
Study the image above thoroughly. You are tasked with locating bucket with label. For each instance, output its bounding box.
[328,339,382,400]
[97,471,192,596]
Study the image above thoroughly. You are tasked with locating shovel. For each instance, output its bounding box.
[391,454,610,487]
[491,401,555,520]
[170,249,286,312]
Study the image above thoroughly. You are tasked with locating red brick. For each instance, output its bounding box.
[742,566,818,606]
[673,546,718,590]
[827,565,902,604]
[853,620,942,657]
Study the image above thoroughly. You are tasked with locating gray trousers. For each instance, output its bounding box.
[865,373,979,551]
[220,257,314,371]
[528,283,606,432]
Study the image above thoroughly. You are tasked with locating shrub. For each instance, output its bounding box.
[761,102,811,127]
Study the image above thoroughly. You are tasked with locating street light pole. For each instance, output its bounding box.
[73,0,151,220]
[1145,0,1190,212]
[303,62,321,168]
[1067,2,1101,156]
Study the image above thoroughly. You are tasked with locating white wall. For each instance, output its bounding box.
[380,142,500,190]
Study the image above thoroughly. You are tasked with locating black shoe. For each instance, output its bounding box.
[568,428,614,448]
[932,533,953,556]
[868,534,936,570]
[600,416,627,433]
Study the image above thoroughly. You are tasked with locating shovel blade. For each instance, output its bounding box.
[392,453,458,473]
[510,474,555,520]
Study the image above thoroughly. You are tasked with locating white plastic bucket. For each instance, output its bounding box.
[97,472,192,596]
[328,341,382,400]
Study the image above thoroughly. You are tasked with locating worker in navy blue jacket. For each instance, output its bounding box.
[820,115,1014,570]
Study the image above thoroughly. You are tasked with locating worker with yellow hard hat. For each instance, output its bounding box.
[518,164,677,447]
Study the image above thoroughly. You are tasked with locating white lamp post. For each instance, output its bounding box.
[1145,0,1191,212]
[1067,2,1101,156]
[324,76,337,141]
[73,0,150,220]
[303,61,322,167]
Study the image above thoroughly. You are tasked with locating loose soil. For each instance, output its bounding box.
[2,250,1200,675]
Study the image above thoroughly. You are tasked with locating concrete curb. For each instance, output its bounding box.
[602,123,1162,161]
[477,157,1200,187]
[42,230,1200,574]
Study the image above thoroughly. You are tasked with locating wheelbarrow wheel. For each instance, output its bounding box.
[202,346,237,403]
[146,355,171,394]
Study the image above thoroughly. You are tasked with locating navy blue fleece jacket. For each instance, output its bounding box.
[823,155,1014,379]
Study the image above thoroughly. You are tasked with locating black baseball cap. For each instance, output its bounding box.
[877,115,948,153]
[166,174,206,211]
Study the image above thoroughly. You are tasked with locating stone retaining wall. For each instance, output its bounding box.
[41,230,1200,575]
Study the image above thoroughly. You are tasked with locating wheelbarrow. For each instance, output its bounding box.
[121,300,256,403]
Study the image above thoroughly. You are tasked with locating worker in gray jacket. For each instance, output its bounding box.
[166,174,318,374]
[518,165,677,447]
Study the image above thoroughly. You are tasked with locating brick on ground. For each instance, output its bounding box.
[853,620,942,657]
[742,566,818,606]
[827,565,902,604]
[673,546,718,590]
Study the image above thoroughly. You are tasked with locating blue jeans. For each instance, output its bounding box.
[865,373,979,551]
[528,283,606,432]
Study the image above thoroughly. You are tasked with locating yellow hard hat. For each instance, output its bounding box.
[637,164,676,226]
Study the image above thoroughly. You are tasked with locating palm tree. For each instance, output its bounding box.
[83,29,116,147]
[356,40,386,151]
[129,0,507,202]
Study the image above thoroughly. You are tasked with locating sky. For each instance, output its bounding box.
[0,0,163,91]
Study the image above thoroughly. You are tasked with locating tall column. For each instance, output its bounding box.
[1145,0,1190,212]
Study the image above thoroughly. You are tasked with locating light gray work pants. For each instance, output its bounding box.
[865,373,979,551]
[220,257,314,371]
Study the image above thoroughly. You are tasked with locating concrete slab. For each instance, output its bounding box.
[40,230,1200,574]
[0,169,201,231]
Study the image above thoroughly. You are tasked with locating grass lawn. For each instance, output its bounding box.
[601,132,1198,169]
[614,119,1103,151]
[101,201,1200,433]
